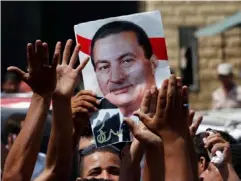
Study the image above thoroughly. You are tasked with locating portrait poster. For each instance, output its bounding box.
[74,11,170,147]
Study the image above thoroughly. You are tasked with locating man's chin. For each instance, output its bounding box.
[106,96,133,108]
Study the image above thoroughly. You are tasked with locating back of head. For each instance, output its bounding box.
[193,132,210,163]
[2,72,21,93]
[90,20,152,69]
[1,113,26,144]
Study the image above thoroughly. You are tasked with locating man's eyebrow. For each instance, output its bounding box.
[118,52,136,59]
[95,60,109,66]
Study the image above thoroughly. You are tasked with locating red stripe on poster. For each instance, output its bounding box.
[76,34,168,60]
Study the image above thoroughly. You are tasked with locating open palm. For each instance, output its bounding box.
[7,40,59,97]
[54,39,89,97]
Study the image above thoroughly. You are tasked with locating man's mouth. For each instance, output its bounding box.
[110,85,132,95]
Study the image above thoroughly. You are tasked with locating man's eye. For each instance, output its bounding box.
[121,59,134,66]
[108,167,120,176]
[123,59,133,63]
[98,64,110,71]
[89,170,101,177]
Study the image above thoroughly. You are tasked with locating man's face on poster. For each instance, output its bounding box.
[92,31,156,114]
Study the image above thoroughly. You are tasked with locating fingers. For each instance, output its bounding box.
[166,75,177,113]
[123,118,145,143]
[175,77,182,108]
[211,143,228,155]
[42,42,49,65]
[123,117,137,135]
[73,100,98,112]
[192,115,203,132]
[156,79,168,118]
[76,56,89,73]
[69,44,81,67]
[73,95,99,106]
[133,111,153,130]
[181,86,189,117]
[188,110,195,126]
[7,66,27,82]
[35,40,43,66]
[149,86,158,117]
[75,90,96,97]
[140,90,151,114]
[205,134,225,148]
[26,43,34,71]
[62,39,73,65]
[52,42,61,69]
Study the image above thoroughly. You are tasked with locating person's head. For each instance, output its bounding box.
[2,72,21,93]
[217,63,234,88]
[2,113,26,145]
[193,132,211,176]
[90,21,157,116]
[77,144,121,181]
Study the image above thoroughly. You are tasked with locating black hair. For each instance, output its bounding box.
[1,113,26,144]
[193,132,210,164]
[90,20,153,70]
[81,179,111,181]
[78,144,121,177]
[4,72,21,83]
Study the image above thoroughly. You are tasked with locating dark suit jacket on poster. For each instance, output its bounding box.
[92,98,130,147]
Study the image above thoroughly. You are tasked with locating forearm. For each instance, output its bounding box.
[164,139,194,181]
[143,143,164,181]
[3,93,51,181]
[227,163,240,181]
[41,96,73,181]
[120,140,144,181]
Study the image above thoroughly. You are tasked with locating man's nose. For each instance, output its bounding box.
[100,170,112,180]
[110,66,126,83]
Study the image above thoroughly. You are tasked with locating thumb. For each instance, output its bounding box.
[123,117,136,135]
[7,66,27,81]
[133,111,152,129]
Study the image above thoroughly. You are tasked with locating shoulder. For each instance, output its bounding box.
[212,87,223,98]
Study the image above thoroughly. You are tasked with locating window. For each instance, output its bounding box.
[179,26,199,92]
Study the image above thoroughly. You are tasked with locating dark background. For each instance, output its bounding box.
[1,1,139,83]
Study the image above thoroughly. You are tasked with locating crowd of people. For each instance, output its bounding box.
[1,35,241,180]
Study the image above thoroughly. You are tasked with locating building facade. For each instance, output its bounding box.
[141,1,241,110]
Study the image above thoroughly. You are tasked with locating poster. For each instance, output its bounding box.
[74,11,170,147]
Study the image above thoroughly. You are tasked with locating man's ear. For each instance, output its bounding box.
[150,54,158,74]
[199,156,207,173]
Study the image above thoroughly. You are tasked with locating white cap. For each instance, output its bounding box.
[217,63,233,75]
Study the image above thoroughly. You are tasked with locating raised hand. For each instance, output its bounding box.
[8,40,59,97]
[54,39,89,98]
[124,86,162,147]
[133,75,189,144]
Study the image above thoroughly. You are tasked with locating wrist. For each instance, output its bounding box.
[32,93,52,102]
[52,94,71,102]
